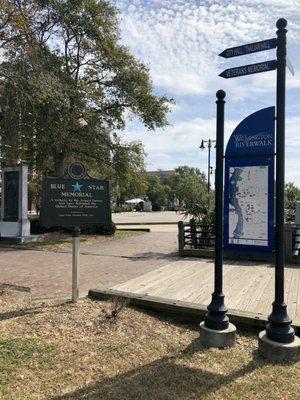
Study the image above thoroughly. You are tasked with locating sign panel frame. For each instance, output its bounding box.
[39,177,111,228]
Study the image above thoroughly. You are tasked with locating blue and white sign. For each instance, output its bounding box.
[224,107,275,253]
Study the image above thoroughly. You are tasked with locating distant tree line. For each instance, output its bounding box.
[144,166,214,223]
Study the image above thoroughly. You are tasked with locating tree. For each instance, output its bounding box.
[110,141,148,206]
[285,182,300,222]
[146,175,168,211]
[163,166,213,222]
[0,0,172,177]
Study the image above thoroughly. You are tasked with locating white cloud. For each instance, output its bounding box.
[115,0,300,96]
[114,1,300,185]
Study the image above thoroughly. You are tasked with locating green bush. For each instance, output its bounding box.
[111,204,134,213]
[29,216,116,236]
[135,202,144,212]
[81,222,116,236]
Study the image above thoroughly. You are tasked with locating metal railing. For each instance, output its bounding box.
[292,226,300,256]
[181,220,215,249]
[179,220,300,263]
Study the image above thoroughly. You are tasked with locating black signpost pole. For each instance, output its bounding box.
[204,90,230,331]
[72,226,81,303]
[266,18,295,344]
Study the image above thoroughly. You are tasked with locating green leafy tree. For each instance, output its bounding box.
[0,0,172,177]
[163,166,212,222]
[285,182,300,222]
[174,166,213,222]
[146,175,168,211]
[110,141,148,206]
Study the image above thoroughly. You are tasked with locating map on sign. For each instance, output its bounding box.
[228,165,268,246]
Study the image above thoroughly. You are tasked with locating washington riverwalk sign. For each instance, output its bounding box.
[40,162,111,302]
[224,107,275,252]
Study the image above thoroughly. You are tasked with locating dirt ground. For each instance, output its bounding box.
[0,287,299,400]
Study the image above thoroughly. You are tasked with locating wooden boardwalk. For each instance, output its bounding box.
[91,258,300,328]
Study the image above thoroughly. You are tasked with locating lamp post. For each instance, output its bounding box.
[204,91,229,330]
[199,90,236,348]
[200,139,216,193]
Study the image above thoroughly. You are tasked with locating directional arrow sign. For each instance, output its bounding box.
[219,60,277,79]
[219,38,277,58]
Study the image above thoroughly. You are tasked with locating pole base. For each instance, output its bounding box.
[199,321,236,348]
[266,301,295,343]
[204,292,229,330]
[258,331,300,362]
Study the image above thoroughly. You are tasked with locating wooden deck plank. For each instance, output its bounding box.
[286,267,300,322]
[296,271,300,323]
[128,261,208,295]
[223,265,256,308]
[190,264,237,305]
[149,262,214,299]
[296,306,300,324]
[243,269,273,314]
[113,259,198,292]
[107,258,300,326]
[253,270,274,317]
[230,265,273,311]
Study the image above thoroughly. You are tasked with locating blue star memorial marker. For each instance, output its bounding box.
[72,181,82,192]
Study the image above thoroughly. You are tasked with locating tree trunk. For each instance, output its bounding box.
[54,151,65,177]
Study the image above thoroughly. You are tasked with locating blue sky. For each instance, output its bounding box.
[114,0,300,185]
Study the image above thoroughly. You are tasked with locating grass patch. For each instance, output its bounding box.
[0,336,52,394]
[0,294,299,399]
[0,230,143,251]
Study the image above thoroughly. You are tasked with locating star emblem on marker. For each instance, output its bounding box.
[72,181,82,192]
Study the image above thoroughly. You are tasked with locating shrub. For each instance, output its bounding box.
[29,216,116,236]
[111,204,134,213]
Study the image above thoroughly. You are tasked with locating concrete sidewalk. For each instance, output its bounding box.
[112,211,187,225]
[117,224,178,232]
[0,231,178,299]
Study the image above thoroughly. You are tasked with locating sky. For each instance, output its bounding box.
[114,0,300,185]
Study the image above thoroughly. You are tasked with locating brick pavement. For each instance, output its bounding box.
[0,231,178,299]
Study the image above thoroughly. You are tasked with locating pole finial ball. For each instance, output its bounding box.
[276,18,287,29]
[216,90,226,100]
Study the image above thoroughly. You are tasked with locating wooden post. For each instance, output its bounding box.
[285,223,293,263]
[190,218,197,248]
[72,227,80,302]
[178,221,185,256]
